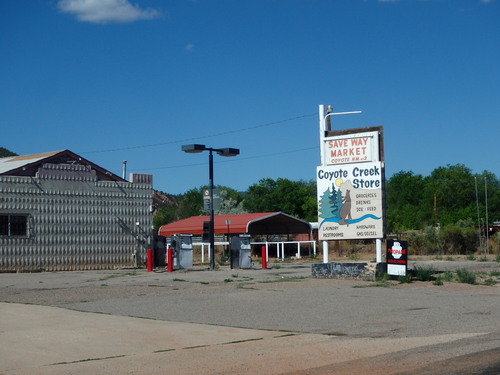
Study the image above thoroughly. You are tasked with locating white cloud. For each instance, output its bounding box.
[58,0,160,24]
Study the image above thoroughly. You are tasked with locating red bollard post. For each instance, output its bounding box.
[261,245,267,269]
[147,249,153,272]
[167,247,173,272]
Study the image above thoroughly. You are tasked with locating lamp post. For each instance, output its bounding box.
[182,144,240,270]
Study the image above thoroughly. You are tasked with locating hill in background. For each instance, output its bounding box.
[0,147,17,157]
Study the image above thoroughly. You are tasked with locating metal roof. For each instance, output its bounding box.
[158,212,312,236]
[0,150,62,174]
[0,149,125,181]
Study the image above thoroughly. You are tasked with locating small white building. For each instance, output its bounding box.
[0,150,153,271]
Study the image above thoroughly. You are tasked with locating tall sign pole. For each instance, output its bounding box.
[319,105,328,263]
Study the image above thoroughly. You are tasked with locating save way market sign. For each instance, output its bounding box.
[323,130,380,165]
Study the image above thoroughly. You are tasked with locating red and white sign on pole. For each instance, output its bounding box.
[323,131,380,166]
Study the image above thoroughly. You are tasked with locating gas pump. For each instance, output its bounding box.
[230,234,252,269]
[170,234,193,270]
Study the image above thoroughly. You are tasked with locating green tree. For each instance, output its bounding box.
[171,185,246,220]
[0,147,17,157]
[215,187,246,215]
[424,164,477,226]
[477,171,500,227]
[386,165,499,233]
[385,171,426,232]
[243,178,317,221]
[153,204,180,230]
[178,187,204,218]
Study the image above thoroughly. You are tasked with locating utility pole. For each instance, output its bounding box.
[485,177,489,253]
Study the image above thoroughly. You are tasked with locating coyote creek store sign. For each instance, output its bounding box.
[324,131,379,166]
[317,162,384,240]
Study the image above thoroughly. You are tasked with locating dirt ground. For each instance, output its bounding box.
[1,258,499,374]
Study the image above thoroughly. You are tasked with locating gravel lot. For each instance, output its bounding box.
[1,260,500,374]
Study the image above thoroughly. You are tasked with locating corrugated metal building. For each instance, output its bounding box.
[0,150,153,271]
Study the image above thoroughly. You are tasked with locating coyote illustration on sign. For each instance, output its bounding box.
[338,189,351,226]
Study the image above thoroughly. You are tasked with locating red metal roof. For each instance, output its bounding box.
[158,212,311,237]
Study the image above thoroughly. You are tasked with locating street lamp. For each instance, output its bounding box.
[182,144,240,270]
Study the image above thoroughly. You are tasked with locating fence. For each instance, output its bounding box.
[190,240,317,264]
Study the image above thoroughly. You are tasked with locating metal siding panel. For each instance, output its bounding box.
[0,175,152,271]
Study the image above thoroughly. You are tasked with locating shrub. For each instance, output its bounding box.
[484,278,497,286]
[491,232,500,255]
[433,276,444,286]
[423,226,445,255]
[407,230,427,255]
[406,221,489,256]
[398,274,413,284]
[440,224,478,255]
[443,271,454,281]
[456,269,477,284]
[374,272,390,286]
[413,265,436,281]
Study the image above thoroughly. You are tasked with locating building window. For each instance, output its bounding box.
[0,215,29,236]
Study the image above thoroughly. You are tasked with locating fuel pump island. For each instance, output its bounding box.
[147,233,254,272]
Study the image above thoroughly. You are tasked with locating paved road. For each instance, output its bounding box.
[1,260,499,374]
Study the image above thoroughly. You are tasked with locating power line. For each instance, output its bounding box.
[133,145,319,172]
[81,112,317,154]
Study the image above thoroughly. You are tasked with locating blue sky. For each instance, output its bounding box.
[1,0,498,195]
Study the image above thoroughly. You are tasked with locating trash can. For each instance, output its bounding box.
[152,235,166,268]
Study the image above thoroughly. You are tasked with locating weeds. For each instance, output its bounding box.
[347,253,360,261]
[484,278,497,286]
[369,266,497,287]
[99,271,137,281]
[398,274,413,284]
[443,271,454,282]
[259,276,307,284]
[413,265,436,281]
[372,272,390,287]
[456,269,477,284]
[433,276,444,286]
